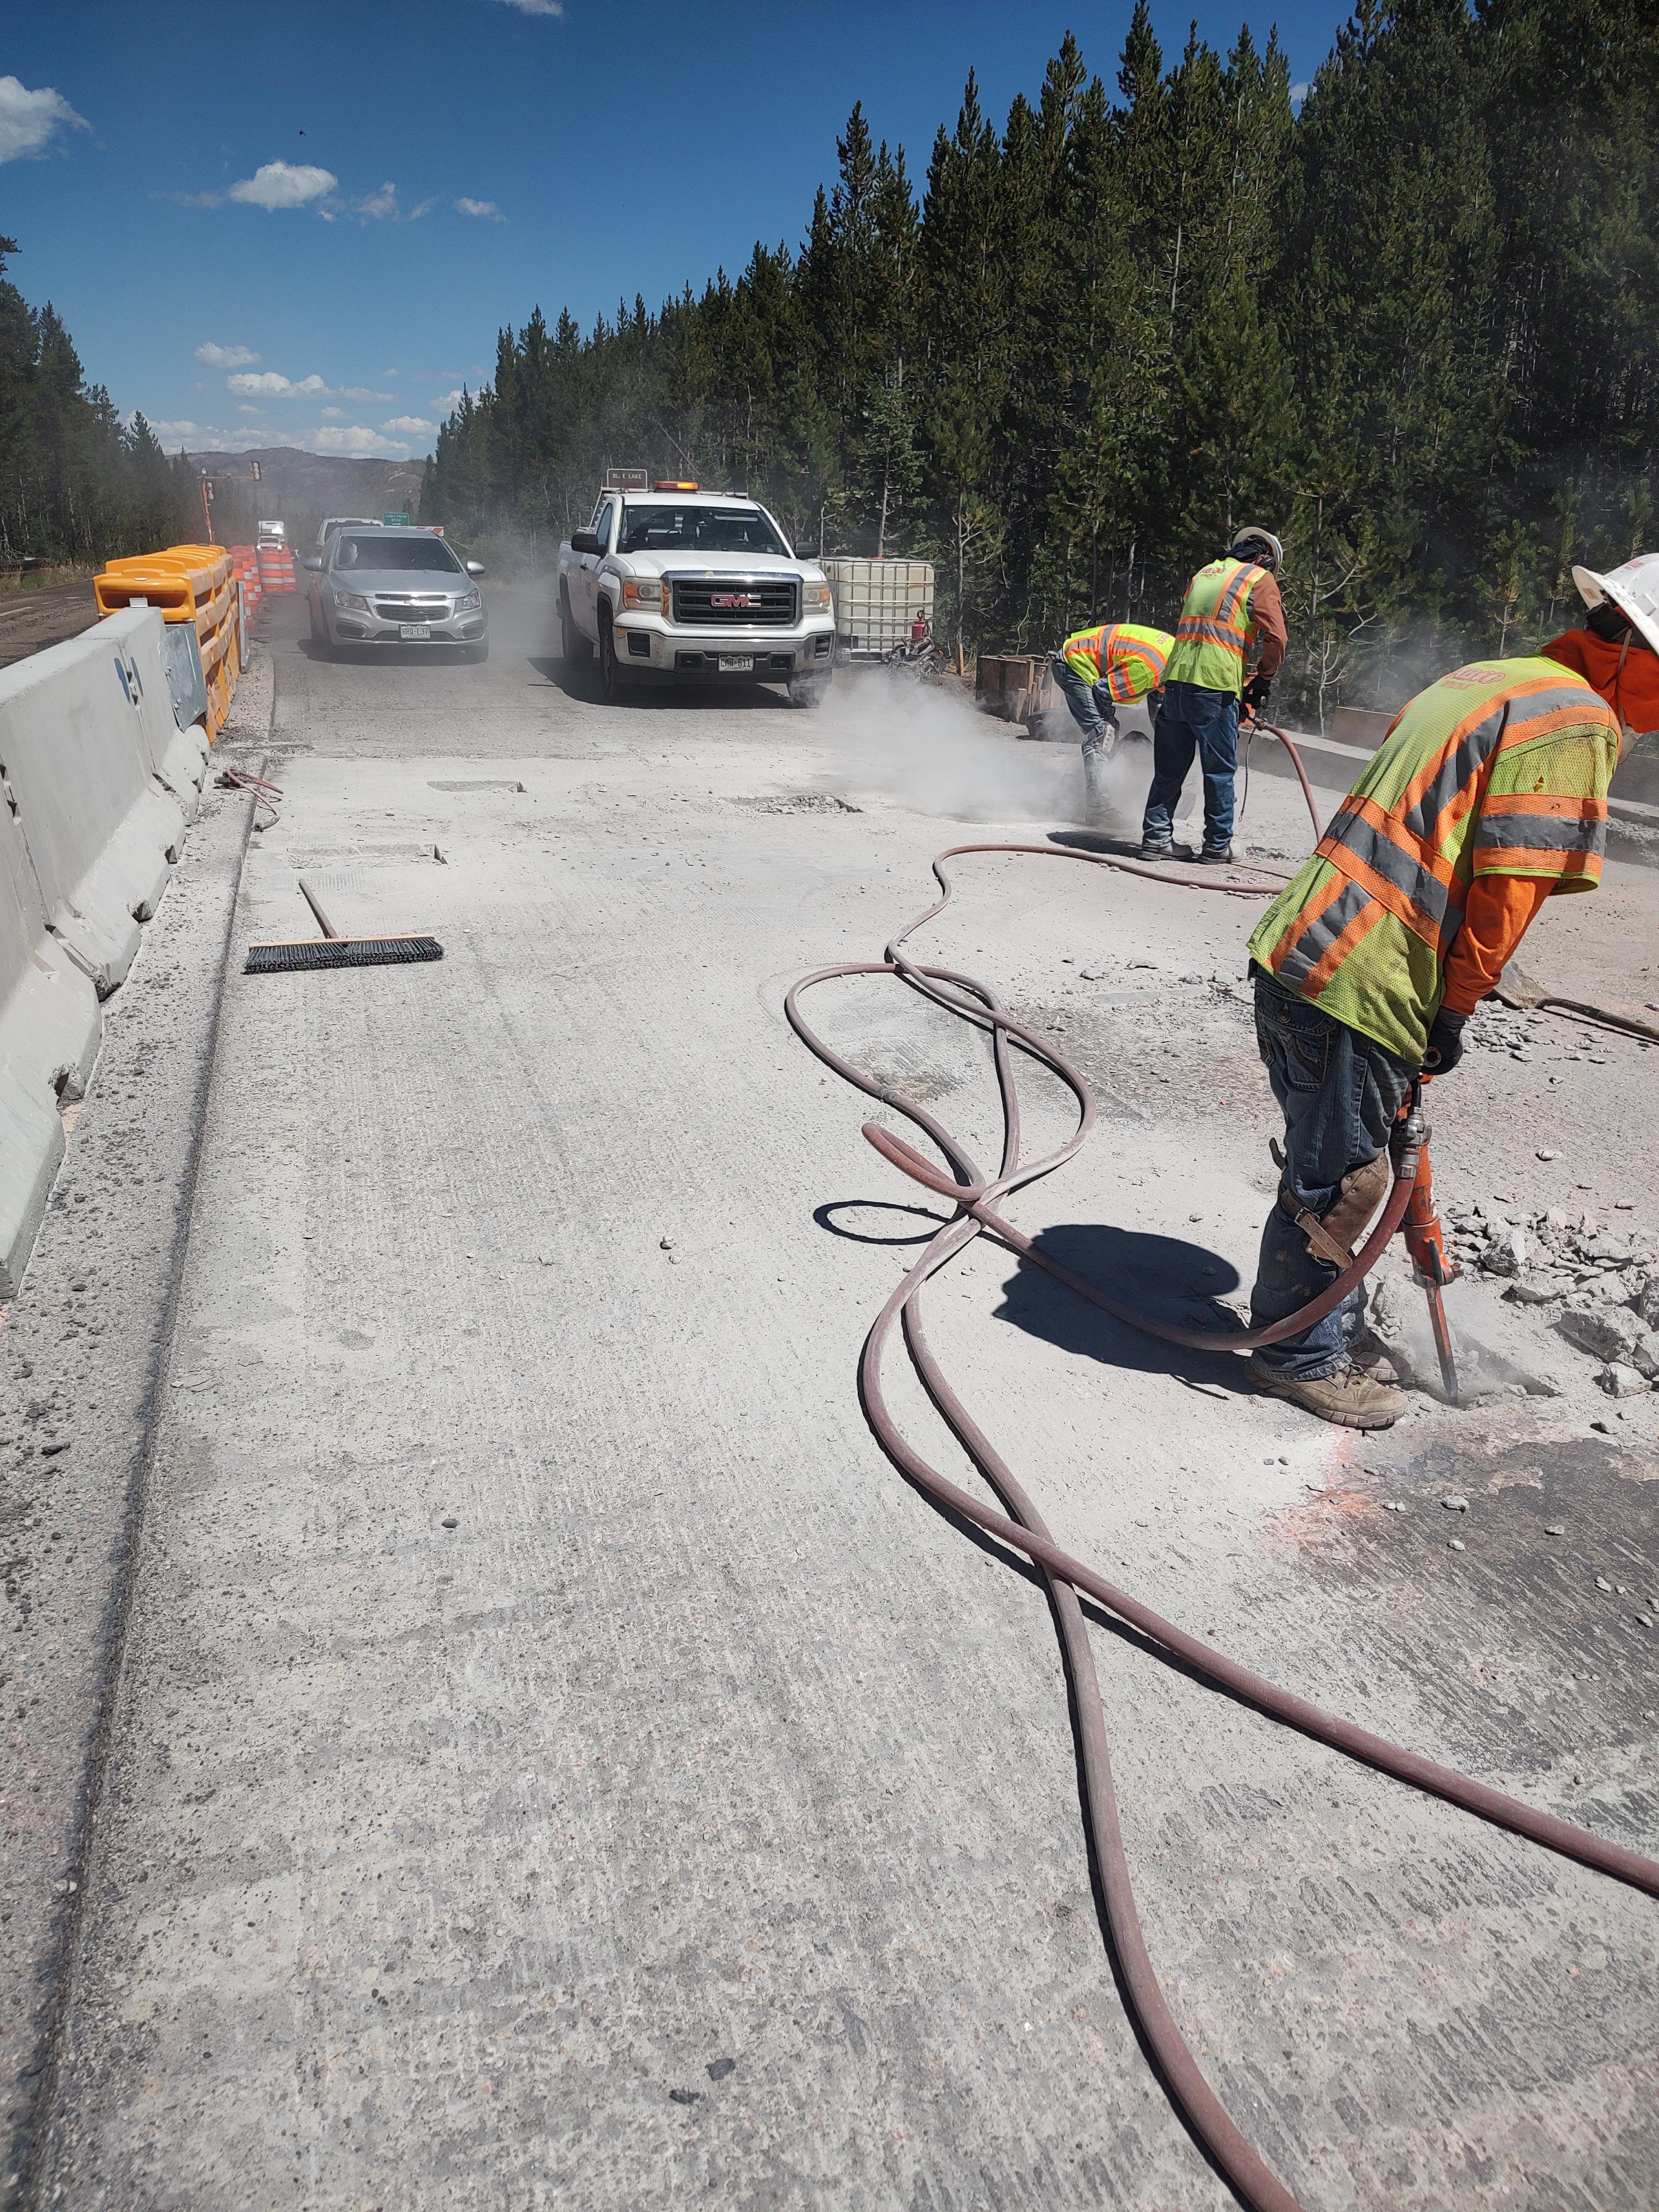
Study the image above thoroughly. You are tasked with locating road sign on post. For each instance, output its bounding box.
[382,512,410,526]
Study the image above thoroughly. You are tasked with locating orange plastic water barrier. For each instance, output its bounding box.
[93,542,244,737]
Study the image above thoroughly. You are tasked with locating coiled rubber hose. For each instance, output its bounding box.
[784,731,1658,2212]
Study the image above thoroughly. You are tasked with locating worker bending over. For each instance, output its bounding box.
[1243,555,1659,1428]
[1051,620,1172,817]
[1141,526,1287,864]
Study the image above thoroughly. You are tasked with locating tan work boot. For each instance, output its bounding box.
[1245,1354,1406,1430]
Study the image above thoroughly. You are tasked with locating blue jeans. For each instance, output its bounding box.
[1141,681,1239,851]
[1051,656,1118,757]
[1249,967,1416,1379]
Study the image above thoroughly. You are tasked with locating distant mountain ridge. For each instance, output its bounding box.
[183,447,428,548]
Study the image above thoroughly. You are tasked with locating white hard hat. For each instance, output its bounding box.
[1231,524,1284,570]
[1573,554,1659,658]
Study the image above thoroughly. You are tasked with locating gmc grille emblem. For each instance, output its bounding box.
[710,592,754,609]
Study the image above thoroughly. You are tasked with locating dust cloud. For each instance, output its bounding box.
[816,666,1159,827]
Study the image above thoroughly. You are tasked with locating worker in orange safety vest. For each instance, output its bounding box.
[1239,554,1659,1430]
[1051,619,1173,817]
[1140,526,1288,863]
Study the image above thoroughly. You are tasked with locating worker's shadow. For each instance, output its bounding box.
[992,1221,1258,1394]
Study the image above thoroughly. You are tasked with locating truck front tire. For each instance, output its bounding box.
[560,586,592,668]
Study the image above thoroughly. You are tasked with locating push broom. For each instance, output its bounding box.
[244,872,443,974]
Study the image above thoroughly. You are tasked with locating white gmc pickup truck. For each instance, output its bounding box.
[556,483,836,706]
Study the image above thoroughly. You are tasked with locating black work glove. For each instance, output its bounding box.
[1422,1007,1466,1075]
[1241,672,1272,719]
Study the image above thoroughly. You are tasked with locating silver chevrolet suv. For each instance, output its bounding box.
[304,527,488,661]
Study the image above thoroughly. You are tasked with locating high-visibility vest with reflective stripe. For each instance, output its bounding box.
[1246,657,1620,1063]
[1162,559,1270,694]
[1060,621,1172,702]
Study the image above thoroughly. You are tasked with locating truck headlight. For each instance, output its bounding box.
[622,578,664,607]
[802,581,832,611]
[333,590,369,613]
[457,589,482,612]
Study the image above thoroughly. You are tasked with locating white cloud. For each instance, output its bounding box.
[383,415,435,436]
[195,341,259,368]
[149,419,201,438]
[356,180,399,220]
[236,404,262,416]
[320,405,347,420]
[227,371,327,398]
[431,389,466,410]
[314,425,411,458]
[382,368,400,377]
[339,385,397,402]
[1290,81,1310,103]
[0,76,90,164]
[493,0,564,14]
[456,197,505,221]
[228,160,337,211]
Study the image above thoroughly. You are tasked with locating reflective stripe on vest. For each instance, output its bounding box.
[1162,560,1267,693]
[1060,621,1171,702]
[1246,658,1620,1062]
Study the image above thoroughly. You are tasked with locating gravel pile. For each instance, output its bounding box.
[1441,1196,1659,1395]
[1465,1000,1615,1065]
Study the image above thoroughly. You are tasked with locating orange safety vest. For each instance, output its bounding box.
[1248,657,1621,1061]
[1162,559,1270,694]
[1059,621,1172,703]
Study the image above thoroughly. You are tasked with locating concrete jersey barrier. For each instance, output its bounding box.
[0,608,207,1295]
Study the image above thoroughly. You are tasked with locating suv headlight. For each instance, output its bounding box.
[457,589,482,612]
[802,581,832,611]
[621,578,664,607]
[333,589,369,612]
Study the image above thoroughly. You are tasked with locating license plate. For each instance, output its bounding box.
[400,622,431,640]
[719,653,754,672]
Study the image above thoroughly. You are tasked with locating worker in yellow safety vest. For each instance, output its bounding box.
[1140,526,1288,863]
[1051,621,1173,816]
[1239,554,1659,1431]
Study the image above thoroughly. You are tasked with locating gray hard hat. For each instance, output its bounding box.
[1230,525,1284,570]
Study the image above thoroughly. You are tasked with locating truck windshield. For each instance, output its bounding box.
[334,535,462,573]
[619,504,787,556]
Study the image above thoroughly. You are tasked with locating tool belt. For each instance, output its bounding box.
[1275,1151,1392,1271]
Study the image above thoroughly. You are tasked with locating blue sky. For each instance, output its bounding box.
[3,0,1350,462]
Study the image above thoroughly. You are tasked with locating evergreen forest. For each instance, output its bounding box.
[0,237,195,572]
[420,0,1659,722]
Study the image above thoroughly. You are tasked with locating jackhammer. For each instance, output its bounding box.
[1395,1076,1462,1404]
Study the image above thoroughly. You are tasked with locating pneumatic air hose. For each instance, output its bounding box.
[785,727,1658,2212]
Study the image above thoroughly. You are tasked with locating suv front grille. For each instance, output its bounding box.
[371,594,452,620]
[671,578,797,627]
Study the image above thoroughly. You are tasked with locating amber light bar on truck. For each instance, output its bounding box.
[653,479,700,492]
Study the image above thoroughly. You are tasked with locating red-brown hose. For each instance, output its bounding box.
[784,761,1657,2212]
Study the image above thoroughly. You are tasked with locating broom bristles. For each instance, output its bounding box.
[245,936,443,974]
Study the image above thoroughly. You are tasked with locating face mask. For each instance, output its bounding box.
[1541,624,1659,739]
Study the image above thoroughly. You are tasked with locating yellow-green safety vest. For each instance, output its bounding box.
[1162,558,1271,695]
[1060,621,1172,703]
[1248,657,1620,1062]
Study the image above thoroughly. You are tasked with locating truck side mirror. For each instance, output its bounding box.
[302,556,322,571]
[793,542,820,559]
[570,530,601,556]
[465,560,485,576]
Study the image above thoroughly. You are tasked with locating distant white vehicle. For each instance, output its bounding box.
[316,516,383,552]
[257,519,286,541]
[556,481,835,706]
